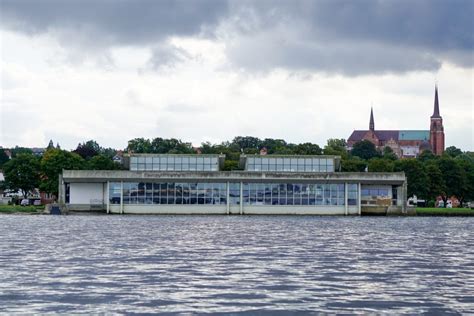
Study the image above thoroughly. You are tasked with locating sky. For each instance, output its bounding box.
[1,0,473,151]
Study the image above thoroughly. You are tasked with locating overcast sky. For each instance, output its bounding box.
[1,0,473,151]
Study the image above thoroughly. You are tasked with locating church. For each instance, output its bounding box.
[347,86,445,158]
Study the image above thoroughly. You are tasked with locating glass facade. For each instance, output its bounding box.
[246,157,335,172]
[347,184,358,206]
[361,187,390,198]
[129,155,219,172]
[109,182,357,206]
[242,183,345,205]
[109,182,228,205]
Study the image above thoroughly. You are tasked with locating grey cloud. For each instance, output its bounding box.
[1,0,472,75]
[221,0,472,75]
[0,0,228,46]
[147,44,193,70]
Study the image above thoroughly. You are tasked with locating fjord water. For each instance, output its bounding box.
[0,215,473,314]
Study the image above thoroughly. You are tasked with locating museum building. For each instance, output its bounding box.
[59,153,407,215]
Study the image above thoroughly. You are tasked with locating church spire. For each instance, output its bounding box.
[432,84,441,118]
[369,107,375,131]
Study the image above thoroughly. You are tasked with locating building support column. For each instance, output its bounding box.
[358,182,362,216]
[344,182,348,216]
[240,182,243,215]
[58,174,64,204]
[120,181,124,214]
[106,181,110,214]
[402,181,407,212]
[226,181,230,215]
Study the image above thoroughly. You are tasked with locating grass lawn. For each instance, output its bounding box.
[416,207,474,216]
[0,205,45,214]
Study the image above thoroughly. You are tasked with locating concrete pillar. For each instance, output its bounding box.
[226,181,230,215]
[402,181,408,212]
[106,181,110,214]
[344,182,348,216]
[240,181,243,215]
[58,174,64,204]
[120,181,124,214]
[358,182,361,216]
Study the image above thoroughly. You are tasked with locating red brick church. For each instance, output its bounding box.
[347,86,445,158]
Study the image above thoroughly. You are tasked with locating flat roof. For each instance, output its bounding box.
[62,170,406,185]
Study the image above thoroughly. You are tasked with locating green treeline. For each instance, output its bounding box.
[1,137,473,207]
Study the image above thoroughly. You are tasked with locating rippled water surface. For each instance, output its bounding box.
[1,215,473,314]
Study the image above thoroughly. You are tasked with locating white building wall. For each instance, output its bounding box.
[70,183,104,204]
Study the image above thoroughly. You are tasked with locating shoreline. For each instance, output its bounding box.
[1,207,473,216]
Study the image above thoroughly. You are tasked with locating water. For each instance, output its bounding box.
[0,215,473,314]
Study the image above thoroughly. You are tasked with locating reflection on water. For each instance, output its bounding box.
[0,215,473,314]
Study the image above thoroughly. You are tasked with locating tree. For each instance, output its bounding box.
[0,148,10,168]
[437,156,465,207]
[222,160,239,171]
[40,149,86,195]
[126,138,152,153]
[11,146,33,158]
[2,154,41,198]
[351,140,380,160]
[261,138,287,154]
[425,161,446,201]
[294,142,322,155]
[88,155,121,170]
[324,139,348,158]
[151,137,194,154]
[74,140,101,160]
[382,146,398,161]
[394,159,428,198]
[232,136,262,151]
[418,150,436,162]
[445,146,463,158]
[368,158,394,172]
[341,157,367,172]
[455,157,474,207]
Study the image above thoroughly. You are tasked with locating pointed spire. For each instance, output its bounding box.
[369,107,375,131]
[432,84,441,118]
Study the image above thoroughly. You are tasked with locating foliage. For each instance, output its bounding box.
[0,148,10,168]
[382,146,398,161]
[416,207,474,216]
[2,154,41,198]
[436,156,466,207]
[74,140,100,159]
[368,158,394,172]
[324,139,347,156]
[294,142,322,155]
[425,161,446,202]
[341,157,366,172]
[88,155,122,170]
[455,157,474,205]
[40,149,86,195]
[351,140,380,160]
[417,150,436,162]
[394,159,428,199]
[445,146,463,158]
[127,137,194,154]
[222,160,239,171]
[0,204,43,213]
[11,146,33,158]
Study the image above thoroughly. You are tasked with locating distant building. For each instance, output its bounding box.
[347,85,445,157]
[59,153,408,215]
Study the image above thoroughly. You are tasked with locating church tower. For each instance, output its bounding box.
[369,107,375,131]
[430,85,445,155]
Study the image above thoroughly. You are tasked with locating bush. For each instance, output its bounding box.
[427,200,435,208]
